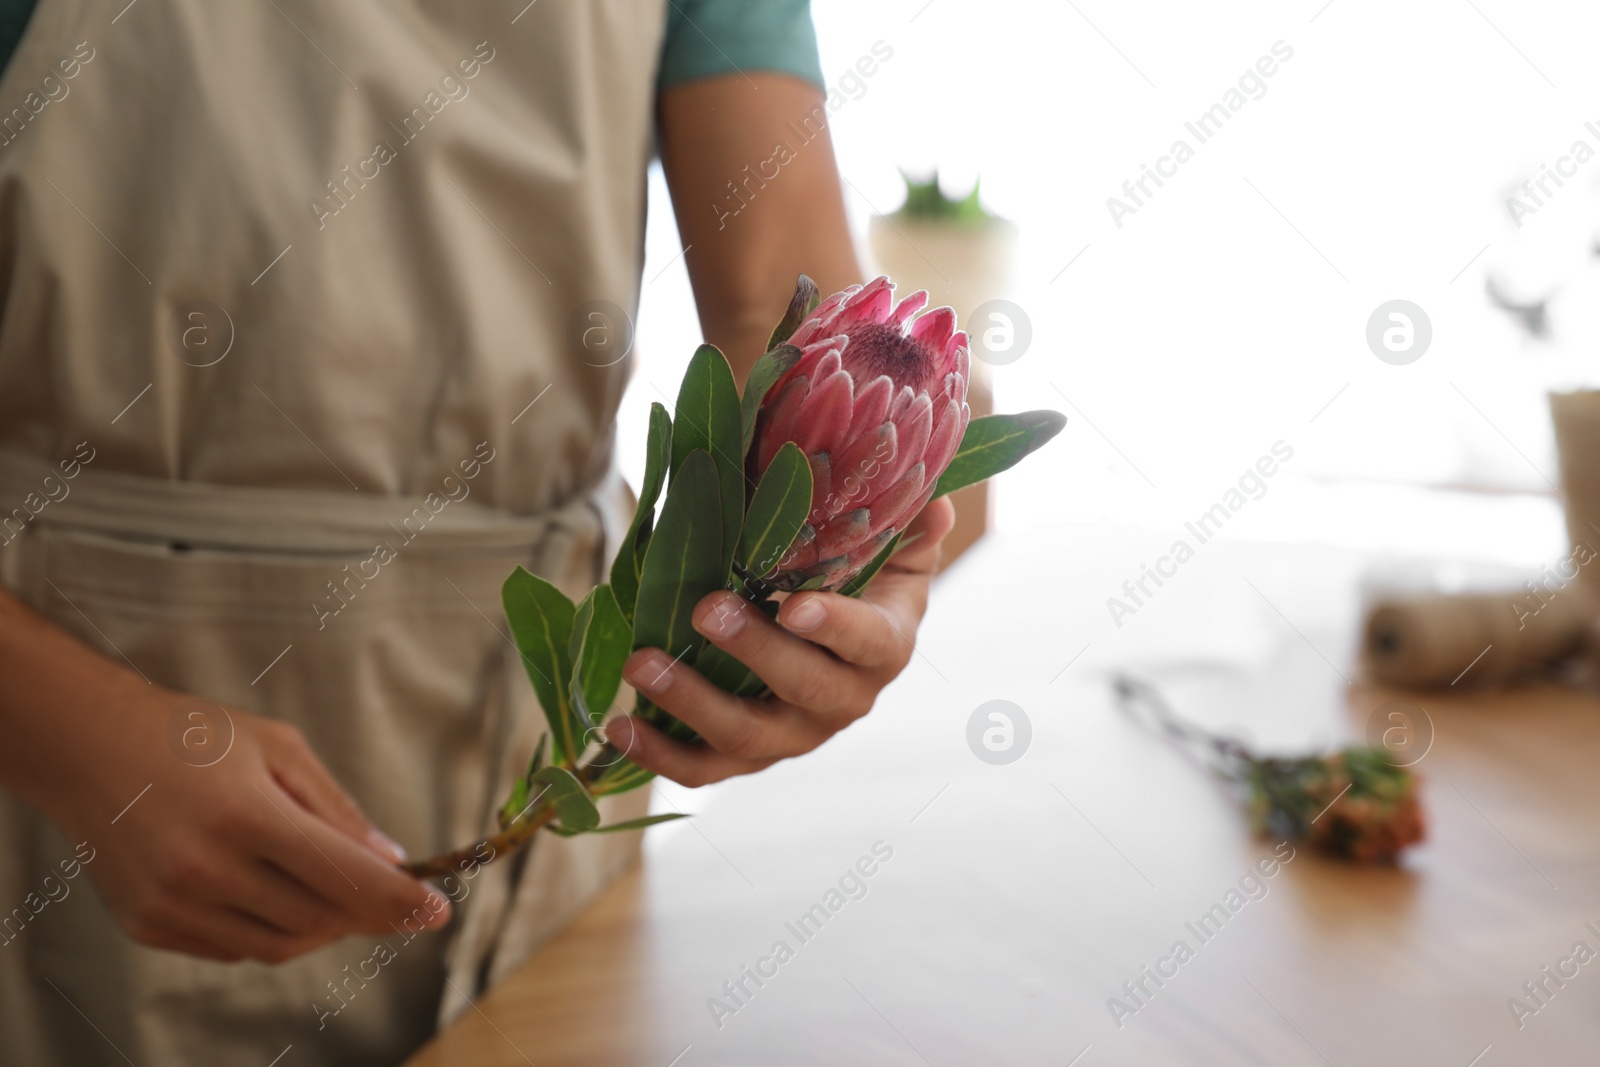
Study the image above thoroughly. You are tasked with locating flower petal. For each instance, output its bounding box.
[846,374,894,443]
[889,384,916,421]
[816,508,873,560]
[811,347,842,383]
[911,304,955,342]
[888,289,929,329]
[796,369,854,455]
[832,421,896,508]
[879,482,940,542]
[805,451,835,522]
[846,528,897,572]
[831,277,895,330]
[867,462,925,538]
[779,523,819,572]
[789,288,852,345]
[812,556,854,591]
[792,336,845,382]
[931,335,966,386]
[808,287,859,336]
[878,392,933,488]
[757,374,810,472]
[923,397,967,481]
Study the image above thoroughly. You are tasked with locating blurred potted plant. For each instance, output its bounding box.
[868,171,1018,568]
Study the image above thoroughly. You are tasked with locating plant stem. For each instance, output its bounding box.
[1112,674,1253,777]
[402,797,560,879]
[402,747,638,878]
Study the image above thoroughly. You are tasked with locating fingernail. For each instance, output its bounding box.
[695,594,746,639]
[368,829,407,864]
[784,597,826,633]
[423,893,452,927]
[625,650,675,694]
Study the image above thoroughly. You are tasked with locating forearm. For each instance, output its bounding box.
[0,586,150,821]
[658,73,863,384]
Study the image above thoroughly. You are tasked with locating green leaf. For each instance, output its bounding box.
[736,442,812,579]
[765,274,820,354]
[694,643,766,698]
[497,735,548,831]
[672,344,744,571]
[569,592,593,663]
[593,812,690,833]
[612,403,673,619]
[592,760,657,796]
[544,812,691,837]
[692,643,746,692]
[932,410,1067,500]
[502,567,580,764]
[633,449,726,663]
[528,765,600,833]
[568,585,631,727]
[740,344,801,459]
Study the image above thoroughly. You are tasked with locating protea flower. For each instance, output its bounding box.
[748,276,970,591]
[404,275,1068,879]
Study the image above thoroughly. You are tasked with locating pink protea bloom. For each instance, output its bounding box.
[749,276,971,591]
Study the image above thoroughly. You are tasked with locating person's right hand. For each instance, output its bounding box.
[46,680,449,964]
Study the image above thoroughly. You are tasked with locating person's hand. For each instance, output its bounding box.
[50,683,447,964]
[607,497,956,785]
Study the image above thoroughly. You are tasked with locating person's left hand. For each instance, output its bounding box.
[605,497,956,786]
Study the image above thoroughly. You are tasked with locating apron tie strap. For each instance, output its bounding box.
[0,448,616,555]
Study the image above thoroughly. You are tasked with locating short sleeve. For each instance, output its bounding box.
[658,0,823,92]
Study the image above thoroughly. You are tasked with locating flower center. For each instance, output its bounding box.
[841,322,934,393]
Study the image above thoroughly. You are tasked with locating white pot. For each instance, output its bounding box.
[866,215,1019,323]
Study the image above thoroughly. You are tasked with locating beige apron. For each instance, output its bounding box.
[0,1,666,1064]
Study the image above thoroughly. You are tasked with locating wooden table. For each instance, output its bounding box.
[406,518,1600,1066]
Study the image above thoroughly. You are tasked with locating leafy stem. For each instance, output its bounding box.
[402,742,648,879]
[402,799,560,880]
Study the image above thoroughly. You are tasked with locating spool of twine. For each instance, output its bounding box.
[1363,584,1598,687]
[1363,392,1600,687]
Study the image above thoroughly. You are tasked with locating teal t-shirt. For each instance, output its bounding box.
[659,0,822,89]
[0,0,822,89]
